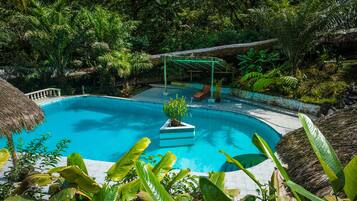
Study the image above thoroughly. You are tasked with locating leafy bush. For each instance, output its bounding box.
[2,137,201,201]
[163,95,188,127]
[237,48,280,75]
[239,69,298,95]
[0,134,69,200]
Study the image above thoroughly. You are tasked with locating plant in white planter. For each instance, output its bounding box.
[161,95,194,147]
[163,95,188,127]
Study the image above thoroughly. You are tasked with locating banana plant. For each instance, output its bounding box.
[252,134,301,201]
[220,150,267,200]
[107,137,151,181]
[199,177,232,201]
[67,153,88,175]
[0,148,10,171]
[135,161,175,201]
[47,137,152,200]
[208,172,225,191]
[198,171,244,201]
[118,151,190,201]
[46,138,192,201]
[219,113,356,201]
[164,169,191,190]
[298,114,357,201]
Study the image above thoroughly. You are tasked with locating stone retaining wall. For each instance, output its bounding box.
[231,88,321,115]
[155,82,321,115]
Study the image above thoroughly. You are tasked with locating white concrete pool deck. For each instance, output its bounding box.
[1,88,302,200]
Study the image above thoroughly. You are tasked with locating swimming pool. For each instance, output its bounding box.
[0,96,281,172]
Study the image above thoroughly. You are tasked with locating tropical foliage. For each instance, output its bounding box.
[163,95,188,127]
[0,0,152,94]
[239,69,299,95]
[1,114,356,201]
[237,48,280,75]
[0,0,356,105]
[1,137,198,201]
[0,134,69,200]
[220,114,357,201]
[251,0,357,73]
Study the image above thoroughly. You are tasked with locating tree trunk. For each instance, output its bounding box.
[6,134,17,168]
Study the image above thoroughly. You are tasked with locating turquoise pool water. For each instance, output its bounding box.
[0,96,281,172]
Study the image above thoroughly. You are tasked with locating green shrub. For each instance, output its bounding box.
[163,95,188,127]
[239,69,298,96]
[237,48,280,75]
[0,134,69,200]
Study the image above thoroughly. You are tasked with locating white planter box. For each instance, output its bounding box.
[159,119,195,147]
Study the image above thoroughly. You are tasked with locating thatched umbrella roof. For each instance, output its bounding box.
[276,106,357,197]
[0,78,44,136]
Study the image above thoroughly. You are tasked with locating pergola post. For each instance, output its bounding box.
[210,61,215,100]
[163,56,168,96]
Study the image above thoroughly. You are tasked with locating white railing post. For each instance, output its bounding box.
[25,88,62,101]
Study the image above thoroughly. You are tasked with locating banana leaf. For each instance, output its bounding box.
[50,188,77,201]
[135,161,174,201]
[117,179,141,201]
[199,177,232,201]
[107,137,151,182]
[67,153,88,175]
[343,156,357,201]
[15,173,53,194]
[165,169,190,190]
[0,148,10,171]
[208,172,225,191]
[219,150,262,188]
[152,151,177,181]
[252,134,301,201]
[285,181,324,201]
[92,184,120,201]
[298,113,345,192]
[49,188,91,201]
[49,166,101,193]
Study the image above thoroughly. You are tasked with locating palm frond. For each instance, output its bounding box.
[130,53,153,74]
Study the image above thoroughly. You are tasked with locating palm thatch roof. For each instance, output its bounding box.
[276,106,357,197]
[150,39,278,65]
[0,78,44,136]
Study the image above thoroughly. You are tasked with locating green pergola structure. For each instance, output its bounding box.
[161,55,229,100]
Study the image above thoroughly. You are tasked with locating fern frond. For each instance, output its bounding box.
[240,72,263,82]
[279,76,299,88]
[266,68,281,77]
[253,78,275,91]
